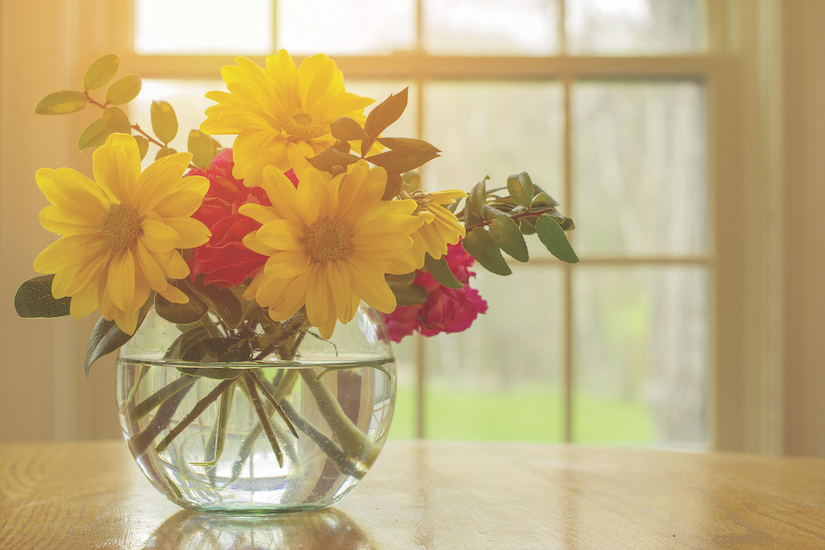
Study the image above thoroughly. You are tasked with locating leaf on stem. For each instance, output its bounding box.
[102,107,131,134]
[307,146,359,172]
[463,227,512,276]
[151,100,178,144]
[424,253,464,289]
[155,280,208,324]
[331,116,368,141]
[507,171,534,209]
[387,280,429,306]
[105,74,142,105]
[14,275,71,318]
[185,275,243,329]
[363,88,408,152]
[188,129,216,168]
[489,214,529,262]
[367,150,439,174]
[83,54,120,91]
[35,90,88,115]
[536,214,579,263]
[78,118,111,151]
[465,177,488,230]
[134,135,150,160]
[155,146,176,160]
[84,293,154,376]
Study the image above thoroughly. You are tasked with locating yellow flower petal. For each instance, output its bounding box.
[107,248,136,312]
[140,219,181,252]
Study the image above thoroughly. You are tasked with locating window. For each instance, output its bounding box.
[112,0,722,449]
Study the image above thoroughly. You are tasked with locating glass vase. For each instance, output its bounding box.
[115,302,396,514]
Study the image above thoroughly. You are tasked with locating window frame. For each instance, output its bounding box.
[94,0,781,452]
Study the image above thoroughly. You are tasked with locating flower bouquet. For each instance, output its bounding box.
[14,51,577,513]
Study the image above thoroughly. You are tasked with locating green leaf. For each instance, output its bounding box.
[519,216,537,235]
[363,88,408,147]
[105,74,141,105]
[463,227,512,276]
[14,275,71,318]
[330,116,368,141]
[155,146,176,160]
[134,135,150,160]
[387,280,429,306]
[465,177,488,229]
[489,215,529,262]
[78,118,111,151]
[424,253,464,289]
[84,294,153,376]
[307,146,359,172]
[188,129,216,168]
[151,100,178,144]
[536,214,579,264]
[185,276,244,329]
[35,90,88,115]
[382,172,404,200]
[83,54,120,91]
[102,106,131,134]
[507,171,534,209]
[559,217,575,231]
[155,280,208,324]
[387,272,416,285]
[375,137,440,157]
[367,150,439,173]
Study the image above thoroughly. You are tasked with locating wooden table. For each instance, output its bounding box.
[1,440,824,549]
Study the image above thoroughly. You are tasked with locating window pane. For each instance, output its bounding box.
[572,81,706,257]
[425,0,560,55]
[425,81,563,197]
[129,80,224,167]
[565,0,702,55]
[388,337,418,439]
[134,0,273,55]
[573,265,709,448]
[423,267,565,441]
[277,0,415,55]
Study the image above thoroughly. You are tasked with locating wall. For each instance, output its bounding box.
[781,0,825,457]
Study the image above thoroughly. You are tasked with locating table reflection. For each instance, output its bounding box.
[142,507,376,550]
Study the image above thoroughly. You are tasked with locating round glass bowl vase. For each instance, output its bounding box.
[115,303,396,514]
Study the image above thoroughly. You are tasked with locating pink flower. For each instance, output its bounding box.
[383,242,488,342]
[188,149,298,287]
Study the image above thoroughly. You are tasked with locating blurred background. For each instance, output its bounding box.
[1,0,824,457]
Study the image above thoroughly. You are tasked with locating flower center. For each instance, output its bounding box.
[306,220,349,263]
[410,190,435,215]
[101,203,142,251]
[281,108,322,142]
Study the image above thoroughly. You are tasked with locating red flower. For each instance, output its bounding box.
[382,242,488,342]
[187,149,298,287]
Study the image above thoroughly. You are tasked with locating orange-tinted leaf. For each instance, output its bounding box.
[363,88,408,143]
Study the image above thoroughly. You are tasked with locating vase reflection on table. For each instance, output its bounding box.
[142,508,374,549]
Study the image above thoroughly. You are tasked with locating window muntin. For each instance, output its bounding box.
[127,0,712,449]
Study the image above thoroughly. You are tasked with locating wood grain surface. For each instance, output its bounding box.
[0,440,824,549]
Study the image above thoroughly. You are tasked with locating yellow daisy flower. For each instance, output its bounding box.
[200,50,374,188]
[409,190,467,268]
[240,160,430,339]
[33,133,211,334]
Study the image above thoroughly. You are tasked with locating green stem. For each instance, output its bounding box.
[155,378,236,453]
[130,381,195,456]
[129,375,197,423]
[298,369,376,464]
[243,372,285,468]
